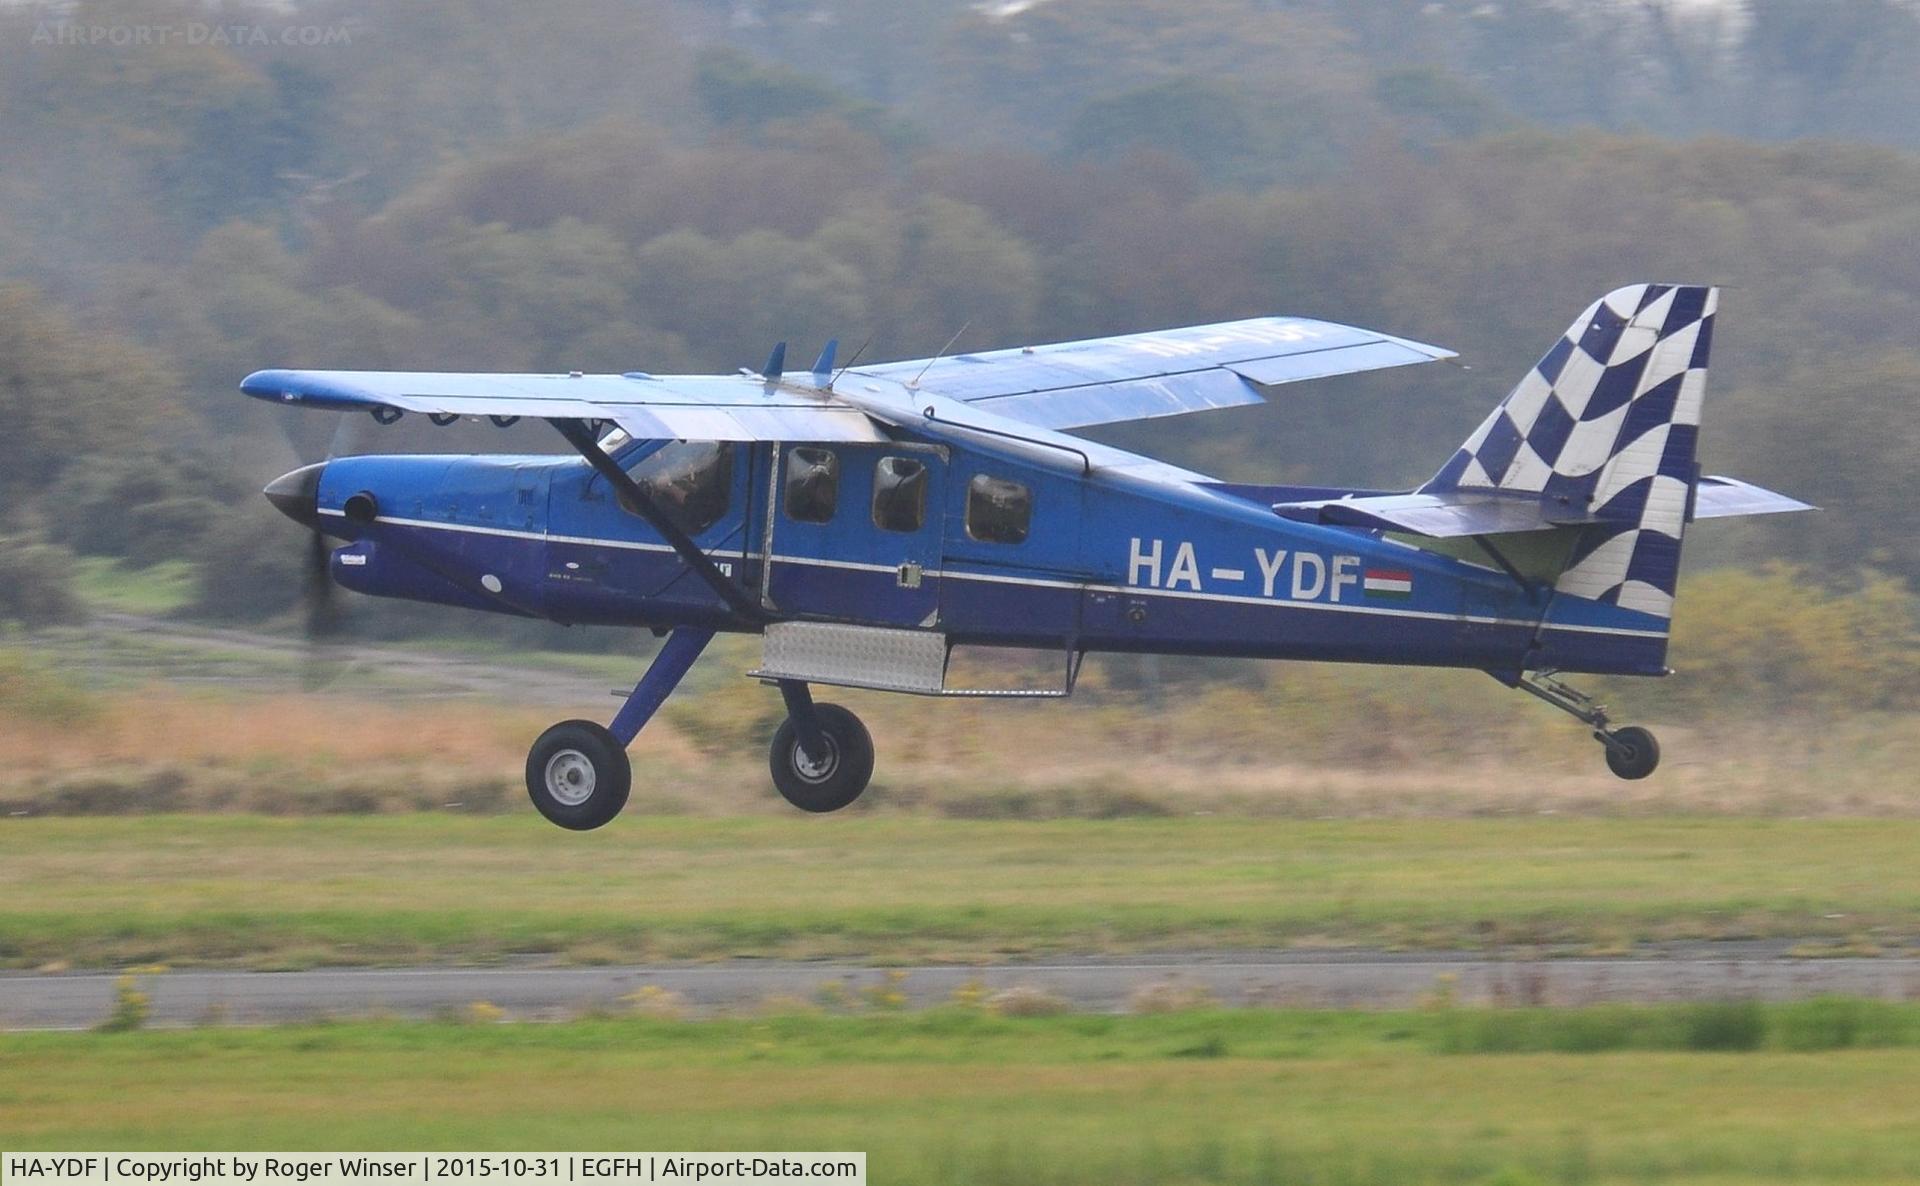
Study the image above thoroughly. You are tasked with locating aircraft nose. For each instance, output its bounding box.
[264,461,325,528]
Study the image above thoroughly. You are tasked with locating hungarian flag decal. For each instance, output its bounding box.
[1363,569,1413,599]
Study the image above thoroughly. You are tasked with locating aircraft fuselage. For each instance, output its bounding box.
[297,428,1671,680]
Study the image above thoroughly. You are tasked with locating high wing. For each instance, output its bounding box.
[241,313,1453,448]
[847,317,1456,431]
[239,369,888,443]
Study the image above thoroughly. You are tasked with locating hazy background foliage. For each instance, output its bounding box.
[1,0,1916,697]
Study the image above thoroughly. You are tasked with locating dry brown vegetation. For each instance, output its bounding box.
[4,662,1919,820]
[6,561,1917,819]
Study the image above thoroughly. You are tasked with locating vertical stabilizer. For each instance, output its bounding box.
[1423,284,1717,618]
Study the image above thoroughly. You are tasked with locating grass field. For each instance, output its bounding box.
[6,1007,1920,1182]
[2,815,1916,968]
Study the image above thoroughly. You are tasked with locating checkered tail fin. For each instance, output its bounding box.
[1422,284,1717,618]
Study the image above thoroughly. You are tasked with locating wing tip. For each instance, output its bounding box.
[240,368,293,398]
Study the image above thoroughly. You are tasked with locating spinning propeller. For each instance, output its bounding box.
[264,413,367,686]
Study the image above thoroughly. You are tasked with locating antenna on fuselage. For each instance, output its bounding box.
[907,321,970,391]
[827,335,872,391]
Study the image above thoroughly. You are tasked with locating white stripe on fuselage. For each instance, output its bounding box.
[321,509,1665,640]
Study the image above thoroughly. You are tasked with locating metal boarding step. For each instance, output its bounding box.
[746,621,1078,698]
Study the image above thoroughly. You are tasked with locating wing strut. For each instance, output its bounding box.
[549,419,771,624]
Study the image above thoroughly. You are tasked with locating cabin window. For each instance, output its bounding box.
[784,447,839,524]
[966,474,1032,544]
[872,457,928,532]
[625,441,732,535]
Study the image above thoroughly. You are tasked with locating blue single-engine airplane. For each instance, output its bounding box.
[247,283,1809,829]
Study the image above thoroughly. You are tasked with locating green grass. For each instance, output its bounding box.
[7,1008,1920,1182]
[0,815,1916,967]
[1433,997,1920,1053]
[69,558,197,616]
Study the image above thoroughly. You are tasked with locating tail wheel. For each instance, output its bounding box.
[769,703,874,813]
[526,720,631,830]
[1602,725,1660,781]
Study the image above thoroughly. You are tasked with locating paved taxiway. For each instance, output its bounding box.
[5,946,1919,1029]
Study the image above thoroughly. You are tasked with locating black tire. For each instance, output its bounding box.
[526,719,631,830]
[769,703,875,813]
[1603,725,1660,780]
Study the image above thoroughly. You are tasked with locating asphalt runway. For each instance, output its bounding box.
[6,946,1920,1029]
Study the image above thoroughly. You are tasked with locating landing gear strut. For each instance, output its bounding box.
[1515,670,1660,780]
[523,630,881,828]
[524,626,714,830]
[769,680,874,813]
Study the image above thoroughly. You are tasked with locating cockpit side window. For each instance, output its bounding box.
[624,441,732,535]
[784,447,839,524]
[965,474,1032,544]
[872,457,928,533]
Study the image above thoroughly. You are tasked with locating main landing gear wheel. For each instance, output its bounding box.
[526,720,631,830]
[1601,725,1660,781]
[770,703,874,813]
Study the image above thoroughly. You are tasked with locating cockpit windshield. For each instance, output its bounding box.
[623,441,733,535]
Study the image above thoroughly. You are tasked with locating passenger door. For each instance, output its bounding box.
[761,443,948,628]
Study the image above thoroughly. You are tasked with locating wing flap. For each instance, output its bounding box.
[850,317,1454,429]
[968,368,1263,430]
[1224,337,1455,386]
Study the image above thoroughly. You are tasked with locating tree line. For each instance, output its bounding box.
[0,0,1915,664]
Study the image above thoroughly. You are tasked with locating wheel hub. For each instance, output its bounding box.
[544,749,597,806]
[792,735,840,783]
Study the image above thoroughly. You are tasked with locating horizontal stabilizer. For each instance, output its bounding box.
[1268,475,1812,539]
[1271,490,1571,537]
[1690,475,1816,520]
